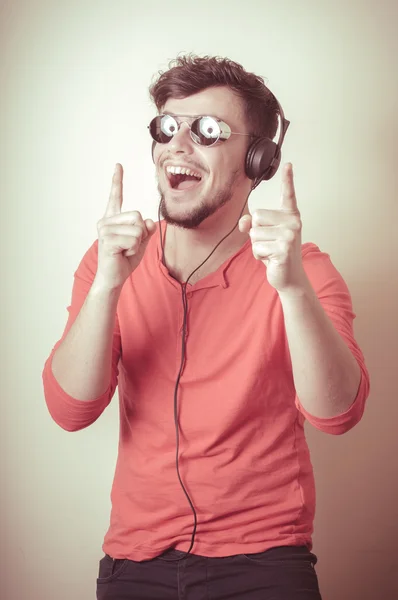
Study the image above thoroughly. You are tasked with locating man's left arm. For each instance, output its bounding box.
[239,162,369,426]
[277,273,361,418]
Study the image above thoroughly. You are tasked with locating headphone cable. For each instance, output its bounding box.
[156,195,249,561]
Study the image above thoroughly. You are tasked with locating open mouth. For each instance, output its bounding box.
[166,166,203,191]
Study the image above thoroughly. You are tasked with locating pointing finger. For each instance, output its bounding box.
[105,163,123,218]
[280,163,298,212]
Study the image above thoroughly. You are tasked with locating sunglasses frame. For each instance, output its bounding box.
[148,113,253,147]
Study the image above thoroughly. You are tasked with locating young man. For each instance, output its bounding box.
[43,55,370,599]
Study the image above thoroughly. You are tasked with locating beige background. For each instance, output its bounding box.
[1,0,397,598]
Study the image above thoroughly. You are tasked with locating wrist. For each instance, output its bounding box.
[91,276,124,296]
[277,273,313,301]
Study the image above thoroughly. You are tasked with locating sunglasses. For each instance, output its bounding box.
[148,114,253,147]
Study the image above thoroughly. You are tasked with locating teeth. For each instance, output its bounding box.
[166,165,201,179]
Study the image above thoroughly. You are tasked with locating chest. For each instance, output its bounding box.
[167,248,240,287]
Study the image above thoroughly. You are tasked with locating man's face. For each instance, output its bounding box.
[153,86,252,229]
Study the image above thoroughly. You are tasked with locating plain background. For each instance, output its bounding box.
[1,0,397,598]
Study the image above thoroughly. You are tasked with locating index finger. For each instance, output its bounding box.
[104,163,123,218]
[280,163,298,212]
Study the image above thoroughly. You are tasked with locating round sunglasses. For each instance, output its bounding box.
[148,114,252,147]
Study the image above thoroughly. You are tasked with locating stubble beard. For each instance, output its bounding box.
[157,170,240,230]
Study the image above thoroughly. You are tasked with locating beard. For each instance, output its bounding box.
[157,168,240,230]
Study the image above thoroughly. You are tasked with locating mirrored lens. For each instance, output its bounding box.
[191,117,221,146]
[149,115,179,143]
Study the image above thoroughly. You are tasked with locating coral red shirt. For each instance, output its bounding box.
[42,222,370,561]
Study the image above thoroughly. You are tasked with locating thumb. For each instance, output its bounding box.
[139,219,156,247]
[239,214,252,232]
[144,219,157,237]
[124,219,156,258]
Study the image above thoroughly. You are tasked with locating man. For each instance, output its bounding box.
[43,54,370,599]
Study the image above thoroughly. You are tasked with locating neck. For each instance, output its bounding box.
[162,197,251,280]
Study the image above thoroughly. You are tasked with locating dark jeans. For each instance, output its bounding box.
[96,545,322,599]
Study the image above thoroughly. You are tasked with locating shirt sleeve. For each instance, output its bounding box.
[294,243,370,435]
[42,239,121,432]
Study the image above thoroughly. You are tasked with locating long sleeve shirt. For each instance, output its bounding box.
[42,222,370,561]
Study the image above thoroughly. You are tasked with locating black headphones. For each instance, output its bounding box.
[151,89,290,189]
[245,95,290,188]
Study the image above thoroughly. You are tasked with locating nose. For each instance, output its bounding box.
[168,121,194,154]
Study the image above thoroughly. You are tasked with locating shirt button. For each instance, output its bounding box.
[186,292,193,299]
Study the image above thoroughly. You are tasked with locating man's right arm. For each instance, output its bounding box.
[50,162,155,402]
[50,279,122,401]
[42,242,123,432]
[43,163,155,430]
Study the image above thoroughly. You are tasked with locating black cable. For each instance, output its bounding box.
[156,195,249,562]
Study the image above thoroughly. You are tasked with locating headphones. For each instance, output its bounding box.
[151,89,290,189]
[245,95,290,187]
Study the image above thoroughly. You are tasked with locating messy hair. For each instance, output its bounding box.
[149,54,279,140]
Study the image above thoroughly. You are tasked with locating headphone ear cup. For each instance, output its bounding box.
[245,138,280,182]
[151,141,156,163]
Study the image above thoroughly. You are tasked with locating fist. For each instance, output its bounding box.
[95,164,156,290]
[239,163,307,293]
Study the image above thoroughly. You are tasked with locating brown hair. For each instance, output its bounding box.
[149,54,279,140]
